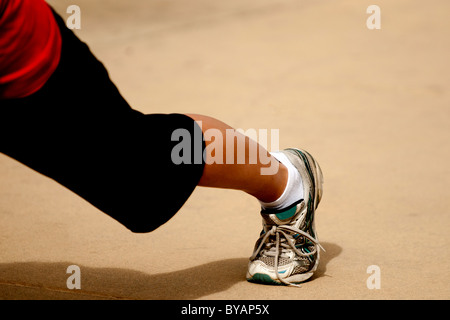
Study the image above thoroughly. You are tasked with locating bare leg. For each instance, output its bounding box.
[185,114,288,203]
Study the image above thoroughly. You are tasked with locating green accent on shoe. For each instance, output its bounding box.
[275,205,297,220]
[247,273,283,285]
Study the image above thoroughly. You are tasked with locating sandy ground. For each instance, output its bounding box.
[0,0,449,300]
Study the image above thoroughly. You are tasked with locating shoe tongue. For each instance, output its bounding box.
[261,201,301,226]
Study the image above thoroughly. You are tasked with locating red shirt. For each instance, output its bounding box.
[0,0,61,99]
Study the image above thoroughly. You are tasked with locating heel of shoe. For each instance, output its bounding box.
[296,149,324,209]
[314,159,324,209]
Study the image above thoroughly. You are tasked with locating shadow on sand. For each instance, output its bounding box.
[0,242,341,299]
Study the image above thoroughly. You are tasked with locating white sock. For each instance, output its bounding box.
[259,151,304,211]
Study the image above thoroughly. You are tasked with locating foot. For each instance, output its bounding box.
[247,148,324,286]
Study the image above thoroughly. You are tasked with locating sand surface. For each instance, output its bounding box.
[1,0,449,300]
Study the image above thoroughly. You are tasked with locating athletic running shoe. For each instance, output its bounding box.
[247,148,324,286]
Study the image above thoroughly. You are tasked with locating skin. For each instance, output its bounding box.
[185,114,288,203]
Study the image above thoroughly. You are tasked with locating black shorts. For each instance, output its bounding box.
[0,8,205,233]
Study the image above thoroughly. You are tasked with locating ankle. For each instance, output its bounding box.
[259,152,304,210]
[251,163,288,203]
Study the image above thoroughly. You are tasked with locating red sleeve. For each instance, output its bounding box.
[0,0,62,99]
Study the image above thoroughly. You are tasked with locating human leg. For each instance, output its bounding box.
[184,114,325,286]
[185,113,288,203]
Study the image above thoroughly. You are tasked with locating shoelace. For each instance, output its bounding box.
[249,225,325,287]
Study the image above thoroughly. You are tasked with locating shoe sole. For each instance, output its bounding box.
[247,148,324,285]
